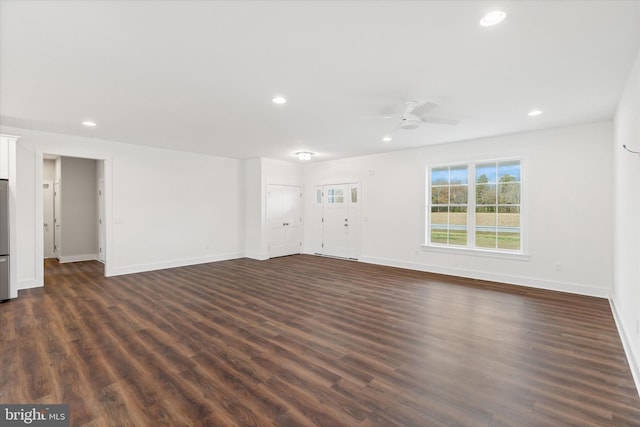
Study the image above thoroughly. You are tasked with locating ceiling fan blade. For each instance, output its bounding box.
[411,100,438,117]
[387,122,401,134]
[421,115,461,126]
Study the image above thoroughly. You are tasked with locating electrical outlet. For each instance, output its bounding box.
[555,263,561,272]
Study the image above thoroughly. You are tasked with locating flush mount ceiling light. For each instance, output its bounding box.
[528,109,543,116]
[382,136,392,142]
[82,120,97,127]
[272,95,287,104]
[295,151,313,161]
[480,10,506,27]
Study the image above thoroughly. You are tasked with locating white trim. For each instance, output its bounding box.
[245,251,269,261]
[314,177,361,186]
[421,244,529,261]
[358,255,610,298]
[17,279,40,291]
[58,254,98,264]
[610,298,640,398]
[108,252,243,277]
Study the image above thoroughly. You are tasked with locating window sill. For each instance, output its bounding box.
[420,244,530,261]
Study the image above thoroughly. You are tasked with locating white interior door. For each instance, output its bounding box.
[317,182,360,259]
[97,179,105,263]
[53,180,61,259]
[43,181,55,258]
[268,184,302,258]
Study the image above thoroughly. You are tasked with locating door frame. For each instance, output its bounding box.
[42,180,55,258]
[34,150,113,286]
[53,179,61,259]
[97,178,105,263]
[313,179,361,260]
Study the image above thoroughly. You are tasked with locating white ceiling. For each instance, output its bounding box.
[1,1,638,162]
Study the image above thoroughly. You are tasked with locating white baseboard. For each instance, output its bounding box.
[610,298,640,398]
[245,251,269,261]
[108,252,243,277]
[58,254,97,263]
[17,278,40,291]
[358,256,610,298]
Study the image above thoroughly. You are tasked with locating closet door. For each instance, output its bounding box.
[268,185,302,258]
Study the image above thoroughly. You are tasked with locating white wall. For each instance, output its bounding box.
[244,158,263,259]
[59,157,98,262]
[304,121,614,298]
[613,48,640,393]
[244,157,303,260]
[43,159,55,181]
[2,125,245,289]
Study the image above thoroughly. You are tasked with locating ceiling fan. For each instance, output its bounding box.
[394,100,460,130]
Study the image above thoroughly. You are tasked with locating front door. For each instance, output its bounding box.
[322,184,350,258]
[318,183,360,259]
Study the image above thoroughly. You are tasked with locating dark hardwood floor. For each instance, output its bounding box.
[1,255,639,426]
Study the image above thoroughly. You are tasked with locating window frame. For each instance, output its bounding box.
[424,158,527,258]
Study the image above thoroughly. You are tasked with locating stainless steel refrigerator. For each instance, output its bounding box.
[0,179,9,301]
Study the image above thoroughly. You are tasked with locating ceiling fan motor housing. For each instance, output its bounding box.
[399,117,421,130]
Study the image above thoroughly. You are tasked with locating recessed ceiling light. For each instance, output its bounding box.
[528,109,543,117]
[82,120,97,127]
[480,10,506,27]
[272,96,287,105]
[295,151,313,161]
[382,136,392,142]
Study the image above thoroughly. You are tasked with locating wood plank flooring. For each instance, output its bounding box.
[1,255,639,426]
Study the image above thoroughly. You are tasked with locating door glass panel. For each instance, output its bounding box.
[334,189,344,203]
[351,187,357,203]
[316,189,322,204]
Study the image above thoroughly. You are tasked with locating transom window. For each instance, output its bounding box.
[428,159,522,251]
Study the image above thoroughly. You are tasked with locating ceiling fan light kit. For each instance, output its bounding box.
[399,118,421,130]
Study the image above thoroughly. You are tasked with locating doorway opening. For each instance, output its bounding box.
[42,155,106,282]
